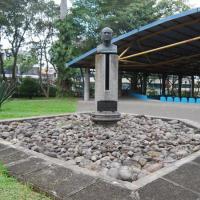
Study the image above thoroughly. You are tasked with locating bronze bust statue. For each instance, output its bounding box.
[97,27,117,54]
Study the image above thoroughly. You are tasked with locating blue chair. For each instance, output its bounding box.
[174,97,181,102]
[196,98,200,104]
[167,97,173,102]
[181,97,188,103]
[189,98,195,103]
[160,96,166,102]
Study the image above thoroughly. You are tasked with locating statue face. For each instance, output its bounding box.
[101,27,113,43]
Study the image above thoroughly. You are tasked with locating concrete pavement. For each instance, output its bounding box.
[77,99,200,123]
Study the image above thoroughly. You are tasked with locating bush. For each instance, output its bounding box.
[49,86,57,97]
[19,77,40,98]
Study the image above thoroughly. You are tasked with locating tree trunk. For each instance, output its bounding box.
[44,46,50,98]
[0,53,6,80]
[12,53,18,81]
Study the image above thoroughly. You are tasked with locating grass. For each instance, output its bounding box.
[0,163,51,200]
[0,98,77,119]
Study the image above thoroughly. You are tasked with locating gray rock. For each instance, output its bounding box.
[45,152,57,158]
[118,135,126,141]
[176,150,188,159]
[107,168,119,179]
[127,151,134,157]
[91,156,97,162]
[24,132,33,137]
[31,146,41,152]
[138,158,147,167]
[118,166,134,181]
[62,124,73,130]
[193,145,200,152]
[75,156,84,164]
[1,132,10,139]
[144,163,163,173]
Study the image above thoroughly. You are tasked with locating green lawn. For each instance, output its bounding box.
[0,163,51,200]
[0,98,77,119]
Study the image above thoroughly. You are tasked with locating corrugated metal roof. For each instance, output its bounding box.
[66,8,200,75]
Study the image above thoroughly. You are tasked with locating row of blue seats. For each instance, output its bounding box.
[160,96,200,103]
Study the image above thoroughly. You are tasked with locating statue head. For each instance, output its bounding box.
[101,27,113,46]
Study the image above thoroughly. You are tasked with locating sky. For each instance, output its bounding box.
[188,0,200,8]
[53,0,200,8]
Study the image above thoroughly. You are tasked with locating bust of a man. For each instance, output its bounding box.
[97,27,117,54]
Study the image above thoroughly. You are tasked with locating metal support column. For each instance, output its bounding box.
[84,68,90,101]
[162,74,167,96]
[142,73,147,95]
[131,73,138,92]
[191,75,195,97]
[178,75,182,98]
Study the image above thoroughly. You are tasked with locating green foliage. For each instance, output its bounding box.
[0,80,16,109]
[4,50,38,74]
[1,0,48,80]
[19,77,40,98]
[69,0,189,50]
[0,163,51,200]
[18,51,38,75]
[157,0,189,17]
[50,15,83,96]
[0,162,8,177]
[49,86,57,97]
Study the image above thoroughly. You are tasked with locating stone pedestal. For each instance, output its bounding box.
[92,53,121,123]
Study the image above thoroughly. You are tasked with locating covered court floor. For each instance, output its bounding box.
[67,8,200,101]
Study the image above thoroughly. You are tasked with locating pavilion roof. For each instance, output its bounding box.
[67,8,200,75]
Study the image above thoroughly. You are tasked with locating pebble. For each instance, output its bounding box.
[0,113,198,183]
[107,168,119,179]
[144,163,163,173]
[1,132,10,139]
[118,166,134,181]
[176,150,188,159]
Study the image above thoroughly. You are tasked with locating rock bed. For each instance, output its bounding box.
[0,114,200,182]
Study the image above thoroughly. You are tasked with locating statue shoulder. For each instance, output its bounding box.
[97,44,117,53]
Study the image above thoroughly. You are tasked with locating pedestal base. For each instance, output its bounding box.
[91,111,121,123]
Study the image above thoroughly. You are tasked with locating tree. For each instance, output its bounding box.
[157,0,189,17]
[50,13,83,96]
[3,50,37,75]
[1,0,39,80]
[31,0,59,98]
[70,0,189,50]
[0,0,13,81]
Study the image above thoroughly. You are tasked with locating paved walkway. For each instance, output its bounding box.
[1,140,200,200]
[77,99,200,123]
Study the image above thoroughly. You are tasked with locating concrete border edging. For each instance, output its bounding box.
[1,112,200,198]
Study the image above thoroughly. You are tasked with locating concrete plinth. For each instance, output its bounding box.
[91,111,121,123]
[92,53,121,123]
